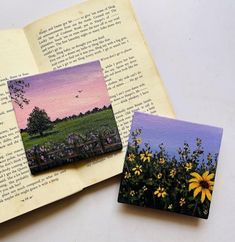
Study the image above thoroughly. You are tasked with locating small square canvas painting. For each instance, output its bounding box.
[118,112,223,219]
[8,61,122,174]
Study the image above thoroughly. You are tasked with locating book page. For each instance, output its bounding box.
[0,30,83,223]
[24,0,175,187]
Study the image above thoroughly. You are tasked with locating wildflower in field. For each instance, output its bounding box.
[68,150,74,156]
[154,187,167,198]
[130,190,135,197]
[168,204,173,210]
[133,128,141,136]
[142,185,148,191]
[189,171,214,203]
[106,137,112,144]
[67,134,76,144]
[159,157,165,164]
[146,178,153,186]
[179,198,186,207]
[135,138,142,144]
[185,162,193,171]
[128,153,136,162]
[157,173,162,179]
[132,165,143,176]
[169,168,176,178]
[140,151,152,162]
[196,138,202,146]
[203,209,208,215]
[207,153,212,161]
[124,171,131,179]
[177,148,182,154]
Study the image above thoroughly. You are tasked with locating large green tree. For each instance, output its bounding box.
[27,107,53,137]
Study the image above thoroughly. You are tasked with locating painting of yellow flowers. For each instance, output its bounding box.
[118,112,223,219]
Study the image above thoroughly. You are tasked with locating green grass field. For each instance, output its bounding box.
[21,109,117,150]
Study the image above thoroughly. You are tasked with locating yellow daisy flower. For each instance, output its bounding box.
[185,162,193,171]
[157,173,162,179]
[207,153,212,161]
[179,198,186,206]
[154,187,167,198]
[159,157,165,164]
[169,168,176,178]
[132,165,143,176]
[188,171,214,203]
[127,153,135,162]
[140,151,152,162]
[135,138,142,144]
[124,171,131,179]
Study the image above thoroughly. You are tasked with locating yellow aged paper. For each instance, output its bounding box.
[0,0,174,223]
[0,30,83,223]
[24,0,174,186]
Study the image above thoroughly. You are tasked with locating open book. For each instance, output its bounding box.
[0,0,174,223]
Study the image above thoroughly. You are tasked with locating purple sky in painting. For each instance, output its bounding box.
[130,112,223,160]
[9,61,111,129]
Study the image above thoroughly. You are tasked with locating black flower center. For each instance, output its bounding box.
[200,180,209,189]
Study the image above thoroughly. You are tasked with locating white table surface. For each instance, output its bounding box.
[0,0,235,241]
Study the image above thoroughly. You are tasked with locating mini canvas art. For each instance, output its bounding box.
[118,112,223,219]
[8,61,122,174]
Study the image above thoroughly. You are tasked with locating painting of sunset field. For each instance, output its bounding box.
[118,112,223,219]
[8,61,122,174]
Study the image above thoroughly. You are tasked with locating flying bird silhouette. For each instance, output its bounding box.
[75,90,83,98]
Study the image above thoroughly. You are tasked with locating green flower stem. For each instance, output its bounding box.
[192,200,198,216]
